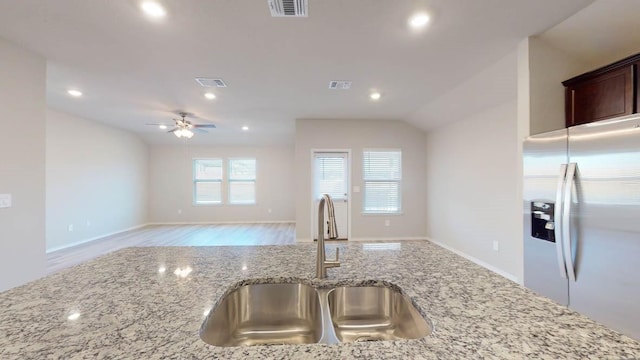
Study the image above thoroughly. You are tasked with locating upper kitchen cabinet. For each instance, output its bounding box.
[562,53,640,127]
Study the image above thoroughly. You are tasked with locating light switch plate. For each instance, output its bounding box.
[0,194,11,208]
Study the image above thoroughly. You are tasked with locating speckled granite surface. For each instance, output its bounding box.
[0,241,638,359]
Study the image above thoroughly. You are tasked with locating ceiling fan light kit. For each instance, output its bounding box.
[174,128,194,138]
[146,112,215,139]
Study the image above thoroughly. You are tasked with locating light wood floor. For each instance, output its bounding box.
[46,223,296,275]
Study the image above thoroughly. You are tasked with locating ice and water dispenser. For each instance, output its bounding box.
[531,202,555,242]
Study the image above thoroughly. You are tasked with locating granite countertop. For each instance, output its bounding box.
[1,241,639,359]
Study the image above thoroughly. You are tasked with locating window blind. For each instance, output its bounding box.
[314,155,347,200]
[229,159,256,204]
[363,150,401,213]
[193,159,223,204]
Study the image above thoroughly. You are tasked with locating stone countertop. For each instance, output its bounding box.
[0,241,638,359]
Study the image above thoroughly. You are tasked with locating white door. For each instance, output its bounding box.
[313,152,348,240]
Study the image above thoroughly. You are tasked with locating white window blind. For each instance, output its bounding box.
[229,159,256,204]
[194,159,223,204]
[314,154,347,200]
[363,150,401,213]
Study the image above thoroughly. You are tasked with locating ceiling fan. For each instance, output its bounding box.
[147,112,216,138]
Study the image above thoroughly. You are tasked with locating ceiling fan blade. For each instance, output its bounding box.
[192,128,208,134]
[145,123,169,126]
[193,124,216,128]
[167,127,179,133]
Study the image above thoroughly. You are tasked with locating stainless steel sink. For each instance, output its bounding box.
[200,283,323,346]
[200,281,431,347]
[327,286,431,342]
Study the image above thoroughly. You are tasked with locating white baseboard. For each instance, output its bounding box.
[349,237,428,242]
[46,223,149,253]
[296,237,427,243]
[147,220,295,225]
[427,237,520,284]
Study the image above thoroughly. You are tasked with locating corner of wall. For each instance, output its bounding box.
[45,109,150,251]
[0,36,47,291]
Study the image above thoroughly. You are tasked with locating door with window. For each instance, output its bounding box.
[312,152,349,240]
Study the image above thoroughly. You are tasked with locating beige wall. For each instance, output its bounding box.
[422,50,522,282]
[295,119,427,241]
[148,145,295,223]
[0,37,47,291]
[46,109,149,251]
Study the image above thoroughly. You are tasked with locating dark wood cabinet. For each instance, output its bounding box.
[563,53,640,127]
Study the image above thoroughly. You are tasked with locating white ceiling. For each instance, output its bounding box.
[539,0,640,74]
[0,0,594,145]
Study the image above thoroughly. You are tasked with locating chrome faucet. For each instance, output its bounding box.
[316,195,340,279]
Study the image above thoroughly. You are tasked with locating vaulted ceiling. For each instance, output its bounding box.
[0,0,595,144]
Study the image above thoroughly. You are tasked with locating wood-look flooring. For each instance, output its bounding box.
[46,223,296,275]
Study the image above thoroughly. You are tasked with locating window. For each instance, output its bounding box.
[193,158,257,205]
[314,153,347,200]
[193,159,223,204]
[228,159,256,204]
[363,150,401,213]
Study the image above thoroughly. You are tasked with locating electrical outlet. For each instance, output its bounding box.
[384,219,391,227]
[68,224,74,232]
[177,209,182,215]
[492,240,500,252]
[268,208,272,213]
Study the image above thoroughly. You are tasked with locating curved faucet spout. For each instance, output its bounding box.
[316,195,340,279]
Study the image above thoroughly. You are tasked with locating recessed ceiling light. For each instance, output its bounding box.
[204,92,216,100]
[67,89,83,97]
[67,312,81,321]
[409,13,430,28]
[141,1,166,18]
[159,124,167,130]
[370,92,381,101]
[242,126,249,131]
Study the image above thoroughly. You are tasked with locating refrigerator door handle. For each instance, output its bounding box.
[562,162,577,282]
[555,164,568,279]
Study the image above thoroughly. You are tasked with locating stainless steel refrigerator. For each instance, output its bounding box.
[523,114,640,340]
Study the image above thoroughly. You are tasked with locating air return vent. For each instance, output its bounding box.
[195,78,227,88]
[328,81,352,90]
[268,0,308,17]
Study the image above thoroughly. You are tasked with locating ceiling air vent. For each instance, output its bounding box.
[328,81,352,90]
[268,0,308,17]
[195,78,227,88]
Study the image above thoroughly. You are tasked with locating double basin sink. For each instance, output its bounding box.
[200,280,432,347]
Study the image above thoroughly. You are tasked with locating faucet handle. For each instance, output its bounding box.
[334,248,340,261]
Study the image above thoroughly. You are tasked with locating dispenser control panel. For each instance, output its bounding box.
[531,201,555,242]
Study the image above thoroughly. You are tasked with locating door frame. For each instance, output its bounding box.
[310,149,352,241]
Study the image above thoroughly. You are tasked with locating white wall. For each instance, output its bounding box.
[0,37,46,291]
[295,119,427,241]
[148,145,295,223]
[528,37,592,135]
[537,0,640,73]
[426,101,521,280]
[422,50,522,281]
[46,109,149,251]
